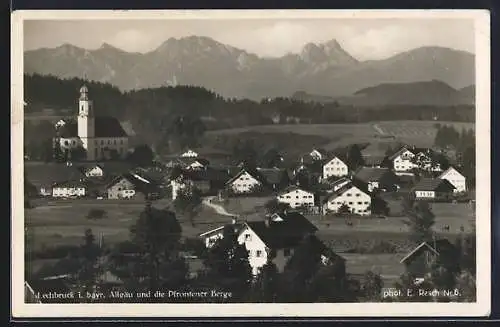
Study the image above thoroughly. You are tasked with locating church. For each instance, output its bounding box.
[54,84,129,161]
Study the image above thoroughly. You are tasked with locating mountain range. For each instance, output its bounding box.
[24,36,475,102]
[292,81,475,106]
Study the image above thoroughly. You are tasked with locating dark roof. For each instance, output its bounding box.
[257,167,289,185]
[323,179,371,203]
[52,180,86,188]
[362,155,386,166]
[226,168,267,186]
[279,185,314,195]
[57,116,128,138]
[245,211,318,249]
[180,168,231,183]
[307,234,346,263]
[25,163,85,187]
[400,239,458,264]
[412,178,455,192]
[354,167,391,183]
[388,145,434,161]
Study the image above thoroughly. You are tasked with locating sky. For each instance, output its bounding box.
[24,18,475,60]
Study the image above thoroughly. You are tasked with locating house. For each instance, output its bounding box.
[309,148,327,161]
[180,149,199,158]
[322,155,349,180]
[412,178,456,200]
[52,180,86,198]
[78,163,104,177]
[237,211,318,275]
[256,167,290,191]
[186,158,210,170]
[322,180,372,216]
[54,84,129,161]
[400,239,460,282]
[388,146,441,175]
[324,176,352,193]
[438,167,467,193]
[388,146,417,174]
[25,163,86,196]
[277,186,315,209]
[362,155,386,168]
[171,168,231,200]
[199,222,241,248]
[106,174,140,199]
[225,168,265,195]
[354,167,399,192]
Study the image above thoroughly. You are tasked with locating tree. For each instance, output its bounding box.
[337,203,352,216]
[248,259,280,302]
[455,271,476,302]
[74,229,104,302]
[173,186,203,227]
[346,144,365,171]
[127,144,154,167]
[361,270,383,301]
[261,148,283,168]
[109,203,187,298]
[202,225,252,301]
[264,198,290,215]
[69,145,87,161]
[369,195,390,216]
[403,200,435,244]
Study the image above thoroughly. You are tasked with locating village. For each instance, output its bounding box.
[23,84,476,303]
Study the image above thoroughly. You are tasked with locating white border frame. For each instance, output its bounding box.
[11,9,491,318]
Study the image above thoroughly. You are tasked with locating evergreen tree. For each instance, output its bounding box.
[173,186,203,227]
[109,203,187,299]
[346,144,365,170]
[202,225,252,301]
[403,201,435,244]
[248,259,280,302]
[74,229,104,302]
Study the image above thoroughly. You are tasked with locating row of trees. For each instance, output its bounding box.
[24,74,475,159]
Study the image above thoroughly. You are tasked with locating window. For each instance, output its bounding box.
[64,141,69,146]
[348,202,353,205]
[346,193,352,197]
[244,234,251,241]
[256,250,262,257]
[355,193,360,197]
[108,140,111,145]
[121,140,124,145]
[101,140,104,145]
[357,202,362,205]
[114,140,117,145]
[364,201,369,205]
[296,196,299,199]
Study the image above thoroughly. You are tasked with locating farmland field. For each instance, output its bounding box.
[206,121,475,155]
[24,199,232,251]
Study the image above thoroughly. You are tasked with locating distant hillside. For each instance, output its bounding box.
[291,91,338,104]
[24,36,475,100]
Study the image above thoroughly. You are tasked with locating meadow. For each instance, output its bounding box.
[206,121,475,156]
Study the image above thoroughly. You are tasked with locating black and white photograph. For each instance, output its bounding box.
[11,10,490,318]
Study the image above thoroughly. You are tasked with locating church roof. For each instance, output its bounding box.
[57,116,128,138]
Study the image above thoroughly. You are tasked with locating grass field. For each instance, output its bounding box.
[25,199,232,251]
[206,121,475,155]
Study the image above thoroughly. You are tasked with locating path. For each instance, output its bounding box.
[202,196,238,217]
[372,123,386,135]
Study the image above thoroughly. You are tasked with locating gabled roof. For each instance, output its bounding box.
[57,116,128,138]
[179,167,231,183]
[400,239,457,264]
[388,145,434,161]
[25,163,85,188]
[225,168,266,186]
[387,146,414,160]
[438,166,465,179]
[52,180,86,188]
[244,211,318,250]
[362,155,386,166]
[412,178,455,192]
[257,167,289,185]
[278,185,314,196]
[323,179,371,203]
[199,223,243,237]
[354,167,391,183]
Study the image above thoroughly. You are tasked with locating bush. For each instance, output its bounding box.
[87,208,107,220]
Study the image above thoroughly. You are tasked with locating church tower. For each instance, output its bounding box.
[77,84,95,160]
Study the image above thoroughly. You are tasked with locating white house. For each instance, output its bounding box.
[180,149,198,158]
[52,181,86,198]
[323,183,372,216]
[277,186,315,208]
[55,85,129,161]
[323,156,349,180]
[80,164,104,178]
[310,149,326,161]
[389,147,417,174]
[237,212,318,275]
[226,169,263,194]
[438,167,467,193]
